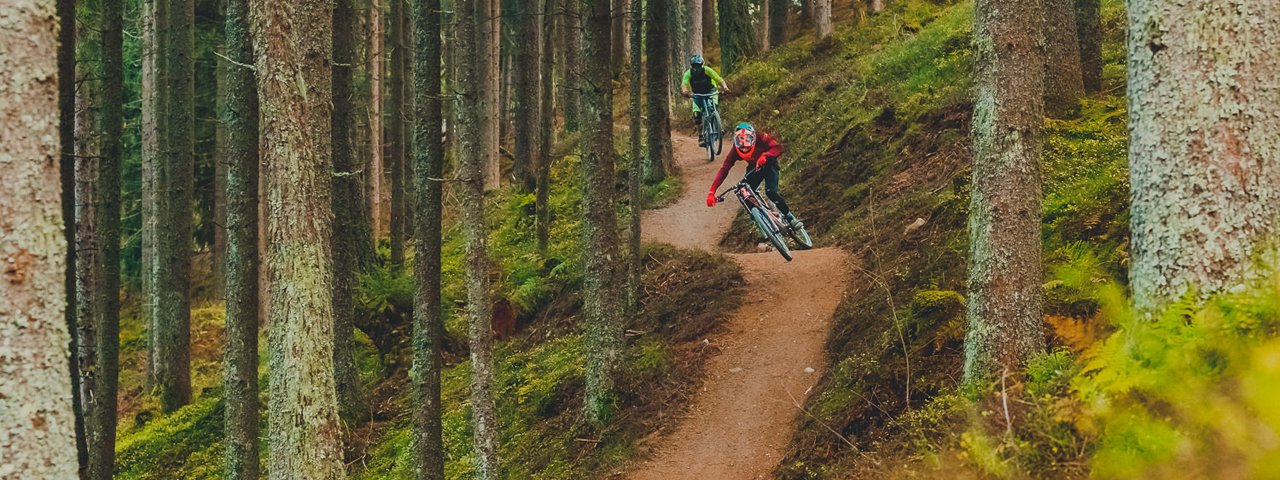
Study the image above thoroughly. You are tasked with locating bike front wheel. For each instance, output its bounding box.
[789,219,813,250]
[749,207,792,262]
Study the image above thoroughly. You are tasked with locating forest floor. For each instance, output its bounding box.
[624,132,852,479]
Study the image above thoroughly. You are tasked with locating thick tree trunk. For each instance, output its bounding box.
[513,0,538,192]
[389,0,407,264]
[250,0,348,477]
[702,0,715,47]
[645,0,673,182]
[719,0,757,74]
[455,0,502,476]
[612,0,631,77]
[1075,0,1102,92]
[0,1,79,473]
[690,0,704,54]
[537,0,556,253]
[628,0,644,312]
[149,0,195,414]
[222,0,260,477]
[963,0,1046,381]
[813,0,831,39]
[411,1,446,478]
[333,0,368,425]
[768,0,786,49]
[1128,0,1280,313]
[581,0,624,428]
[562,0,582,132]
[1043,0,1084,116]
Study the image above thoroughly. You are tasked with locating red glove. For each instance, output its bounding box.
[755,156,770,169]
[706,192,717,207]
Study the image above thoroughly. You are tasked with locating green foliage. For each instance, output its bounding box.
[115,395,226,480]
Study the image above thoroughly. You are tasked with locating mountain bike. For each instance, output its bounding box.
[717,175,813,262]
[693,92,724,162]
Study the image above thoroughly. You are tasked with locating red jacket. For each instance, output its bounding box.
[709,131,784,193]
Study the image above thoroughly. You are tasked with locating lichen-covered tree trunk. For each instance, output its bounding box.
[719,0,757,74]
[222,0,260,477]
[0,1,79,474]
[813,0,831,39]
[645,0,673,182]
[455,0,502,476]
[333,0,368,425]
[628,0,644,312]
[150,0,195,414]
[1075,0,1102,92]
[1042,0,1084,116]
[561,0,582,132]
[581,0,624,428]
[690,0,704,54]
[249,0,348,477]
[410,1,446,477]
[57,0,89,471]
[768,0,786,49]
[513,0,538,192]
[537,0,556,254]
[388,0,408,265]
[963,0,1046,382]
[1128,0,1280,313]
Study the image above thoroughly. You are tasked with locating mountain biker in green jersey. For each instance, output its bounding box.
[680,54,730,146]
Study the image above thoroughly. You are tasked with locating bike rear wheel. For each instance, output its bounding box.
[704,111,721,161]
[749,207,792,262]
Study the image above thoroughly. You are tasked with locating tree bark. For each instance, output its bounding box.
[58,0,89,471]
[389,0,408,265]
[719,0,756,74]
[411,1,446,477]
[768,0,786,49]
[537,0,556,254]
[222,0,260,477]
[455,0,502,475]
[370,0,386,238]
[0,1,79,474]
[690,0,704,54]
[612,0,631,77]
[483,0,502,190]
[562,0,582,132]
[513,0,539,192]
[250,0,348,477]
[645,0,673,182]
[581,0,624,428]
[813,0,831,39]
[1127,0,1280,313]
[963,0,1046,381]
[702,0,715,47]
[628,0,644,313]
[1075,0,1102,92]
[1043,0,1084,116]
[149,0,195,414]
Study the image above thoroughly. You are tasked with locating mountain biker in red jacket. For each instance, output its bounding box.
[706,123,800,227]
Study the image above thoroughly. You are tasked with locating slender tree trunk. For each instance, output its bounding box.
[963,0,1046,381]
[483,0,502,190]
[370,0,386,238]
[1075,0,1102,92]
[668,0,689,113]
[768,0,786,49]
[702,0,715,47]
[455,0,502,475]
[141,0,159,391]
[538,0,555,254]
[73,0,104,472]
[0,3,79,472]
[628,0,644,313]
[1043,0,1084,116]
[581,0,624,428]
[813,0,831,39]
[389,0,408,264]
[411,1,446,477]
[250,0,348,477]
[58,0,89,472]
[645,0,673,182]
[513,0,539,192]
[719,0,756,74]
[690,0,704,54]
[757,0,769,51]
[612,0,631,77]
[333,0,368,425]
[562,0,582,132]
[403,2,417,232]
[149,0,195,414]
[222,0,260,477]
[1128,0,1280,313]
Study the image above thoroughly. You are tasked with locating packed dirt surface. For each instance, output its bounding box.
[625,133,851,479]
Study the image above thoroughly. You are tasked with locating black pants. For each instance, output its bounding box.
[744,163,790,215]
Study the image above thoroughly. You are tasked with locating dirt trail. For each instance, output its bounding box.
[626,133,851,479]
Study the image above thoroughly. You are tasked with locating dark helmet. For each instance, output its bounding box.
[691,54,704,67]
[733,122,757,155]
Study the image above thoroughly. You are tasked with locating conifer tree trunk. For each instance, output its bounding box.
[148,0,195,414]
[0,4,78,473]
[455,0,502,475]
[1043,0,1084,116]
[402,3,417,231]
[628,0,644,312]
[513,0,539,192]
[703,0,715,47]
[250,0,348,477]
[645,0,673,182]
[483,0,502,190]
[612,0,631,77]
[719,0,757,73]
[411,1,446,477]
[757,0,769,51]
[768,0,786,49]
[1075,0,1102,92]
[581,0,624,428]
[963,0,1046,381]
[222,0,260,476]
[690,0,704,54]
[389,0,408,265]
[813,0,831,39]
[537,0,556,253]
[333,0,368,424]
[562,0,582,132]
[370,0,386,238]
[1128,0,1280,313]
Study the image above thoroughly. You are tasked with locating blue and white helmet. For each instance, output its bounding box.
[690,54,704,67]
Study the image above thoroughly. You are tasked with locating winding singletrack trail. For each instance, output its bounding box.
[625,133,851,479]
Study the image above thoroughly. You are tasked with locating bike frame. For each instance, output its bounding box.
[720,179,788,235]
